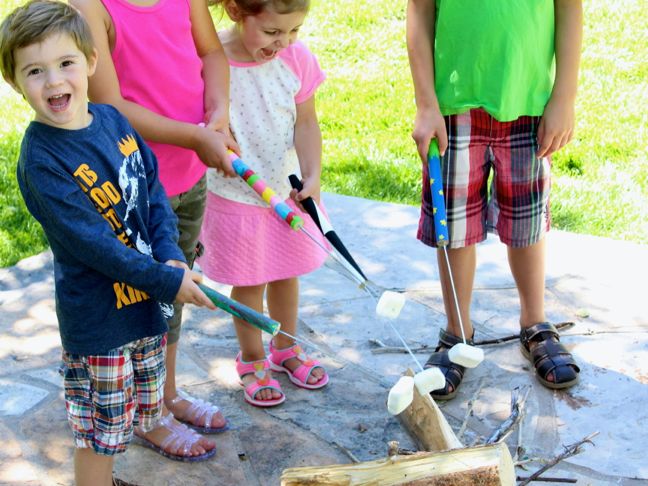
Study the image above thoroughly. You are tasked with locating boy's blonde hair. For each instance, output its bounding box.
[0,0,94,83]
[211,0,309,18]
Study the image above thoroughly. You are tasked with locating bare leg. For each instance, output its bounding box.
[74,448,113,486]
[507,238,555,382]
[438,245,476,339]
[231,285,282,401]
[164,342,226,430]
[267,278,324,384]
[435,245,477,394]
[507,239,546,328]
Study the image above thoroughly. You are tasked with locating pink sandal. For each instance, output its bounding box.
[235,352,285,407]
[269,342,329,390]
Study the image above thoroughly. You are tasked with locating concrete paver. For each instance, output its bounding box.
[0,193,646,485]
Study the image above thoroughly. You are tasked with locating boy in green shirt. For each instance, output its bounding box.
[407,0,582,399]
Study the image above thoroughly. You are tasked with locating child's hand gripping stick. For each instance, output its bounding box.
[288,174,367,280]
[198,283,280,336]
[428,140,484,369]
[228,151,304,231]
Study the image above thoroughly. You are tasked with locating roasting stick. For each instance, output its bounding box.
[427,140,484,369]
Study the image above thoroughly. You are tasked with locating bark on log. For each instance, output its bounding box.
[280,442,515,486]
[398,368,463,452]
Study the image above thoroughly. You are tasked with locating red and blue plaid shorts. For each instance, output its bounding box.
[418,108,551,249]
[61,333,166,455]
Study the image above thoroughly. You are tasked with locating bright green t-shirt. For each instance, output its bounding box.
[434,0,555,122]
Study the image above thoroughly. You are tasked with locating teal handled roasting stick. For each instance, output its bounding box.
[199,283,334,356]
[427,139,484,369]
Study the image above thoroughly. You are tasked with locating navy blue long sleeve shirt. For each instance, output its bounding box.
[17,103,185,355]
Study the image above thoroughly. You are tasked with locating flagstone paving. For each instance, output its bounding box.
[1,193,646,485]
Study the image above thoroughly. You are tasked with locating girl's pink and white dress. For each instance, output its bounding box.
[199,41,328,286]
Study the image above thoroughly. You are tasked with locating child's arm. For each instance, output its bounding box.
[70,0,236,175]
[136,130,214,308]
[293,96,322,204]
[190,0,230,133]
[537,0,583,158]
[21,160,187,304]
[406,0,447,158]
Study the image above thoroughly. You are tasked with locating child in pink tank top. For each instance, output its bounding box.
[72,0,239,462]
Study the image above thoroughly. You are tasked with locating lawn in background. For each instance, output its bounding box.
[0,0,646,267]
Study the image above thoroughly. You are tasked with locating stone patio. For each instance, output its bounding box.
[1,193,646,485]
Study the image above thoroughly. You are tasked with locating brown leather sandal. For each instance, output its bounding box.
[520,322,580,390]
[424,329,473,400]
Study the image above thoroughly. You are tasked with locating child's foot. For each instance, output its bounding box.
[424,329,468,401]
[520,322,580,389]
[269,341,329,389]
[165,391,228,433]
[235,353,285,407]
[134,414,216,462]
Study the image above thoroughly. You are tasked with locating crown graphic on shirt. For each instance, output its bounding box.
[118,135,139,157]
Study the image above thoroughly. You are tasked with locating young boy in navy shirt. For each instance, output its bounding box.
[0,1,218,483]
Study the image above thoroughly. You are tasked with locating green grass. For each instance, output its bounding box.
[1,0,646,267]
[304,0,648,242]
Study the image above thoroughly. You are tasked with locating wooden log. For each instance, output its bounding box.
[280,441,515,486]
[398,368,463,452]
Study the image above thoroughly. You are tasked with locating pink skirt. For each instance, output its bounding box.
[198,193,329,286]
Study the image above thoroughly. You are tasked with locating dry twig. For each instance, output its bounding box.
[516,476,576,483]
[332,441,361,463]
[473,322,575,347]
[486,385,531,444]
[517,431,599,486]
[369,322,575,354]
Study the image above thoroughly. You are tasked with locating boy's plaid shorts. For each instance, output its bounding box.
[61,333,166,455]
[418,108,551,249]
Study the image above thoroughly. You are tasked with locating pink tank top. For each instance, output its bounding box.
[101,0,206,196]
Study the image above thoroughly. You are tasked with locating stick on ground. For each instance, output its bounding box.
[517,432,599,486]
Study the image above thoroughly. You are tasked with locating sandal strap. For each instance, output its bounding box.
[269,342,324,386]
[269,342,318,367]
[521,322,580,385]
[158,415,202,456]
[530,338,580,380]
[438,328,474,349]
[244,378,283,399]
[170,391,220,428]
[235,353,271,379]
[424,344,465,394]
[520,322,559,347]
[236,353,284,399]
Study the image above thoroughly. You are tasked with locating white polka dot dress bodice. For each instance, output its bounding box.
[207,41,324,206]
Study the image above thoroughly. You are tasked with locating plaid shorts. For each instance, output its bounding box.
[61,334,167,455]
[418,108,551,249]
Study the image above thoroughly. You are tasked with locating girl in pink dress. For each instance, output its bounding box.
[200,0,329,407]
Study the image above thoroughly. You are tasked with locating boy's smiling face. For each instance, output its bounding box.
[10,32,97,130]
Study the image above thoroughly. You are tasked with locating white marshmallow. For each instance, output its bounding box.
[413,367,445,394]
[387,376,414,415]
[448,343,484,368]
[376,291,406,319]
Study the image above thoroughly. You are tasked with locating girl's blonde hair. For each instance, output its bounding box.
[210,0,309,18]
[0,0,95,83]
